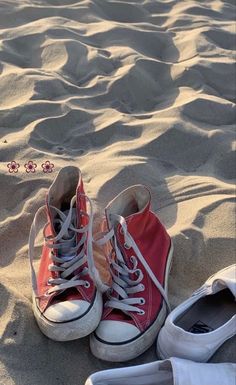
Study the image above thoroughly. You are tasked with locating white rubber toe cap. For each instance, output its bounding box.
[95,320,140,343]
[43,300,90,322]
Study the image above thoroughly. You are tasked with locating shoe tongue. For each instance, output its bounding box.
[53,208,77,261]
[170,358,236,385]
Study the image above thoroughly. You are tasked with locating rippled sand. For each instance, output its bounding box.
[0,0,235,384]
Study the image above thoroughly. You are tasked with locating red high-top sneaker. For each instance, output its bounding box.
[29,166,103,341]
[90,185,173,361]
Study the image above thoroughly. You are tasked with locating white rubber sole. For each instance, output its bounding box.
[90,241,174,362]
[33,290,103,341]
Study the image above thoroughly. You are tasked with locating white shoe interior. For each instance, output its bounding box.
[106,185,150,219]
[175,288,236,332]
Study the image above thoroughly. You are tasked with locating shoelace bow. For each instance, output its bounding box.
[96,214,171,315]
[29,194,94,297]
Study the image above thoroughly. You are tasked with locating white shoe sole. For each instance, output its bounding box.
[90,241,174,362]
[33,290,103,341]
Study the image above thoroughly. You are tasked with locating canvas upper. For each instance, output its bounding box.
[85,357,236,385]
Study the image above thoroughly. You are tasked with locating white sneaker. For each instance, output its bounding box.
[85,357,236,385]
[157,264,236,362]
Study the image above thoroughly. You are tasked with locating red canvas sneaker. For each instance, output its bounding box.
[29,166,103,341]
[90,185,173,361]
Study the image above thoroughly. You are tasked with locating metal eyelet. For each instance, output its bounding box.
[84,281,90,288]
[140,284,145,291]
[138,309,145,315]
[44,290,51,297]
[107,288,113,296]
[120,227,124,235]
[130,255,135,263]
[124,243,131,250]
[48,263,53,271]
[140,298,145,305]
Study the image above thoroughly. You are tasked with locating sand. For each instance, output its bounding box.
[0,0,235,384]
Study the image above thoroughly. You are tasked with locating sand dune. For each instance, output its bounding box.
[0,0,235,384]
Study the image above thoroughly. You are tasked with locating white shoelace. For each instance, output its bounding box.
[29,194,94,297]
[96,214,171,315]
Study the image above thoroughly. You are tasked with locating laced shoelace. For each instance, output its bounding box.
[96,214,171,315]
[29,194,94,297]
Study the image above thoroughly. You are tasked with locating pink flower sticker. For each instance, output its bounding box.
[7,161,20,173]
[24,160,37,173]
[41,160,54,173]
